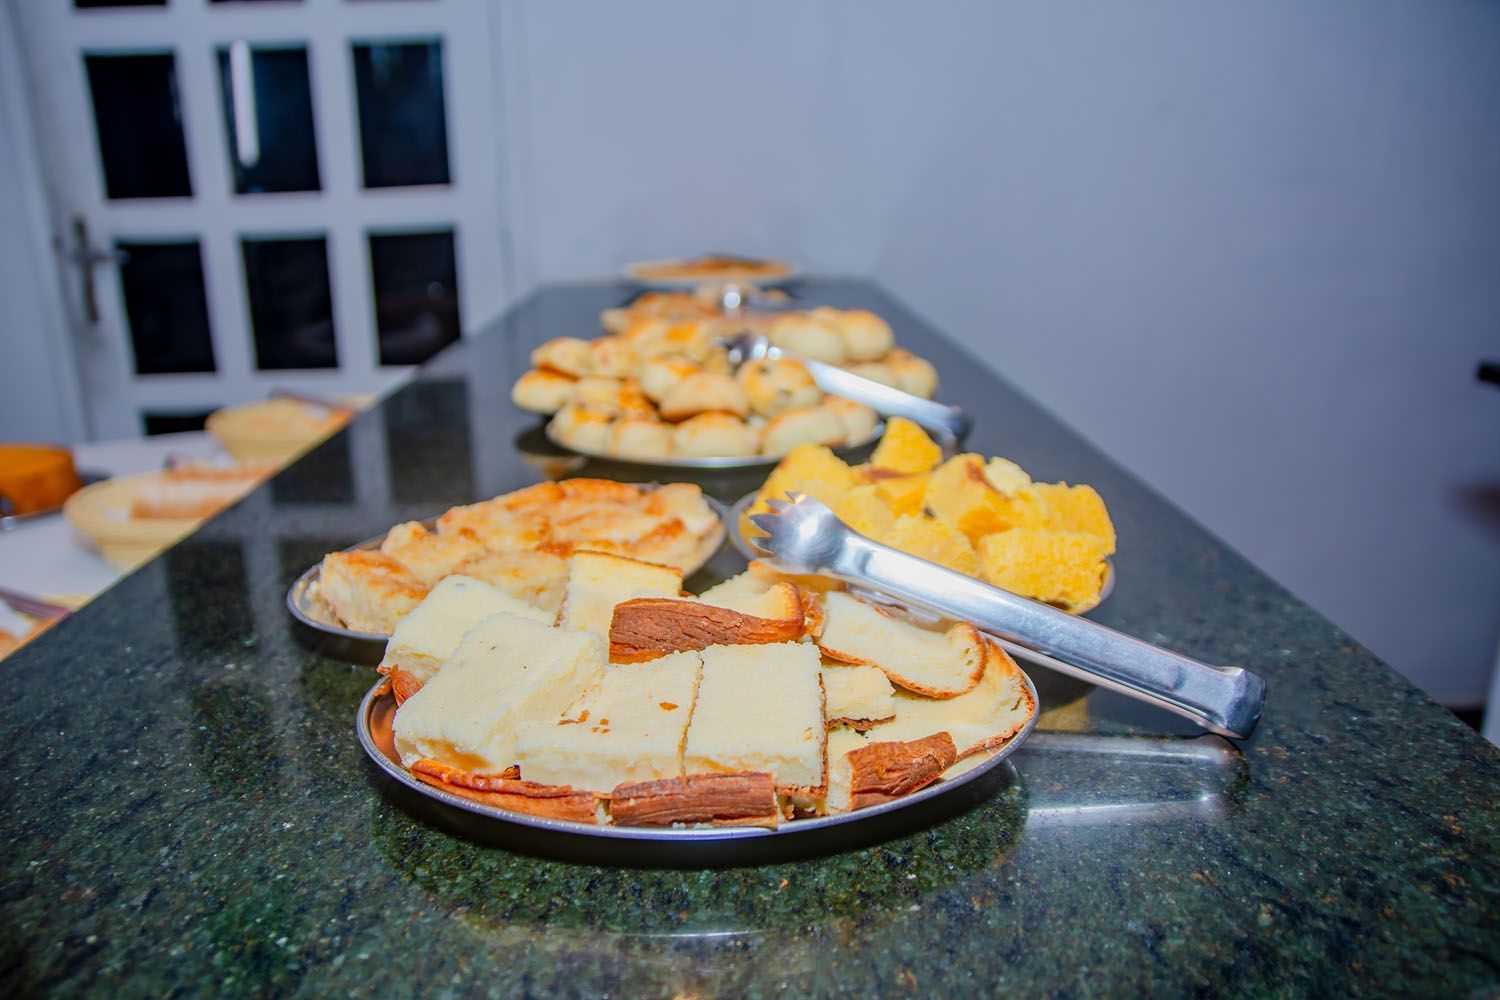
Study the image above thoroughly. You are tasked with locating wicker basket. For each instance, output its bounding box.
[62,474,202,569]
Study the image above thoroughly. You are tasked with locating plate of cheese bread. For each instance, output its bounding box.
[621,254,798,289]
[287,479,725,640]
[513,292,942,466]
[357,550,1038,838]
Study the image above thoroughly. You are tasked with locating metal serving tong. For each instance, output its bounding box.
[748,494,1267,740]
[720,330,971,444]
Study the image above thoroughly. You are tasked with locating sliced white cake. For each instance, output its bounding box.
[392,613,605,774]
[378,575,553,684]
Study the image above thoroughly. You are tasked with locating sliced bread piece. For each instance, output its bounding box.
[319,550,429,634]
[514,650,702,792]
[817,592,986,698]
[821,663,896,729]
[868,639,1035,757]
[682,642,826,795]
[377,575,553,687]
[557,550,683,638]
[392,612,605,774]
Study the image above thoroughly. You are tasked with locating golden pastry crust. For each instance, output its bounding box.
[761,405,847,456]
[458,548,569,614]
[511,369,577,414]
[608,417,674,461]
[608,597,804,662]
[549,403,614,453]
[379,521,485,585]
[566,376,653,418]
[639,354,702,404]
[587,336,638,378]
[829,308,895,362]
[845,732,957,809]
[657,372,750,421]
[769,313,848,365]
[737,358,821,417]
[820,397,878,444]
[531,337,593,377]
[319,550,430,633]
[671,412,760,458]
[886,349,939,399]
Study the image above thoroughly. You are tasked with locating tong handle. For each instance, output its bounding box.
[828,536,1266,739]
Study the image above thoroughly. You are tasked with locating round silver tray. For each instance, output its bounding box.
[355,669,1037,843]
[541,420,883,471]
[286,498,729,643]
[724,491,1115,609]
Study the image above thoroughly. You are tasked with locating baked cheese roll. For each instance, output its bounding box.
[768,313,848,365]
[820,397,878,444]
[833,309,895,362]
[640,354,702,404]
[531,337,593,377]
[549,403,614,453]
[737,358,821,418]
[511,369,576,414]
[761,404,847,456]
[672,412,761,458]
[608,417,674,461]
[657,372,750,421]
[886,349,939,399]
[588,336,638,378]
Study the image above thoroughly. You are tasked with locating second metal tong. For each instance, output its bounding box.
[748,494,1267,740]
[720,331,971,444]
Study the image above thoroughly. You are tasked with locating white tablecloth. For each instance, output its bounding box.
[0,431,224,603]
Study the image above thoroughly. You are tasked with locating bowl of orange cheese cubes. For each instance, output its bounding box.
[738,417,1117,613]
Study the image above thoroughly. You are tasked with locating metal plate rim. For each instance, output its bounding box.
[354,669,1037,843]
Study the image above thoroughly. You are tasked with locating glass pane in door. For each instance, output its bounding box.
[351,41,450,188]
[117,240,216,374]
[241,236,338,370]
[215,45,320,194]
[83,53,192,199]
[369,230,460,366]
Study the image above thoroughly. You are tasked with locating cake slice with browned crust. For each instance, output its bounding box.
[682,642,826,796]
[378,575,554,689]
[319,550,429,633]
[392,612,605,775]
[866,639,1035,758]
[821,663,896,729]
[816,591,986,698]
[557,551,684,638]
[513,649,702,793]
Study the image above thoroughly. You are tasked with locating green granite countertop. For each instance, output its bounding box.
[3,281,1497,996]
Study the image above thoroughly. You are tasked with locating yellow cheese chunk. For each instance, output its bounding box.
[977,529,1112,611]
[868,417,942,475]
[886,514,978,576]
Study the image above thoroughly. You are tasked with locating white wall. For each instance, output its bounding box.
[496,0,1500,705]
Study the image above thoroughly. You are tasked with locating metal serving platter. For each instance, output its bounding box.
[355,668,1038,844]
[541,420,884,471]
[620,258,801,290]
[286,499,729,644]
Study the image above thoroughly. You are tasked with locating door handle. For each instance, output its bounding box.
[60,216,127,325]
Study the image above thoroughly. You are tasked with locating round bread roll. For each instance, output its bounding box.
[658,372,750,421]
[844,361,899,389]
[608,417,674,461]
[600,307,632,335]
[640,354,701,404]
[761,404,847,457]
[630,319,717,363]
[549,404,614,453]
[737,358,822,418]
[833,309,895,362]
[768,313,848,365]
[511,369,576,414]
[566,376,655,417]
[821,397,878,444]
[672,413,761,458]
[531,337,592,378]
[588,336,637,378]
[887,350,939,399]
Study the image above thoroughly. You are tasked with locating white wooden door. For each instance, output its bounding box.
[11,0,507,439]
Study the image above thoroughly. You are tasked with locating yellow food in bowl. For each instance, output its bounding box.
[747,418,1117,612]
